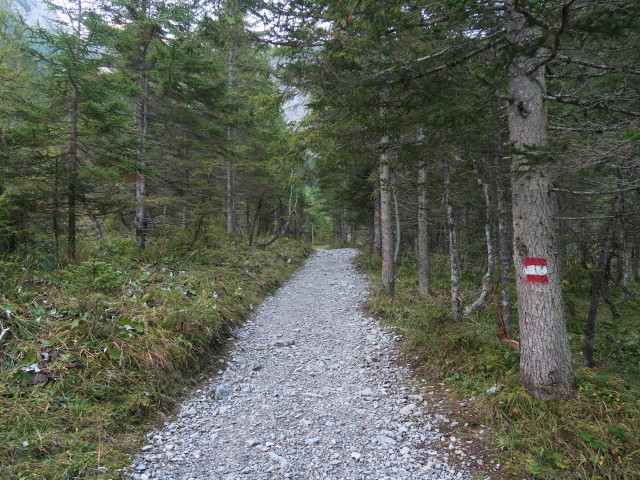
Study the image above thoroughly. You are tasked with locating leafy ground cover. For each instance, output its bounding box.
[0,229,312,479]
[362,253,640,480]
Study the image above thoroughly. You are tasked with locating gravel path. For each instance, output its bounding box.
[129,249,492,480]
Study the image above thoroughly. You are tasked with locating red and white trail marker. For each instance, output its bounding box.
[523,257,549,284]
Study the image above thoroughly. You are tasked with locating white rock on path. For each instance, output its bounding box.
[128,249,490,480]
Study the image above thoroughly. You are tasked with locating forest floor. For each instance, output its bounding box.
[127,249,500,480]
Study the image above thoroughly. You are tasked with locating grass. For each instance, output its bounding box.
[0,227,312,479]
[362,252,640,480]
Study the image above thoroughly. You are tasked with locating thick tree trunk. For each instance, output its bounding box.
[443,156,462,322]
[507,8,575,400]
[584,190,623,367]
[380,136,394,295]
[418,165,430,297]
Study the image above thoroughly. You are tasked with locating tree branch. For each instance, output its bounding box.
[551,185,640,195]
[556,55,640,76]
[544,94,640,117]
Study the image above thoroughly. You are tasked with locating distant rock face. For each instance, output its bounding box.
[283,93,309,125]
[1,0,54,28]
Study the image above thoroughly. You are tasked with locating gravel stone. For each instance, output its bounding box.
[129,249,489,479]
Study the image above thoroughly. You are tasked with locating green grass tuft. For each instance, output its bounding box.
[363,252,640,480]
[0,229,312,479]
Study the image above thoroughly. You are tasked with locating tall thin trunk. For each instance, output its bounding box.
[507,6,574,400]
[392,180,401,264]
[380,139,394,295]
[226,154,235,233]
[53,159,60,257]
[247,191,265,247]
[622,236,631,301]
[373,179,382,256]
[584,190,623,367]
[418,165,430,297]
[464,162,495,316]
[67,80,79,261]
[226,48,236,233]
[83,201,103,240]
[135,73,149,249]
[340,208,347,246]
[494,92,512,329]
[134,1,151,250]
[443,156,462,322]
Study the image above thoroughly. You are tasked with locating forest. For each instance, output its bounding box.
[1,0,639,478]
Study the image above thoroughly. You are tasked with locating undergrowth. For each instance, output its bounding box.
[363,252,640,480]
[0,227,312,479]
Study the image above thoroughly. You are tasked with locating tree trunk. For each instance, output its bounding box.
[135,70,149,249]
[247,191,265,247]
[226,47,236,233]
[340,208,347,246]
[373,179,382,256]
[418,165,430,297]
[443,156,462,322]
[507,7,575,400]
[82,200,103,240]
[584,190,623,367]
[496,134,513,329]
[380,136,394,295]
[226,154,235,233]
[621,218,631,301]
[67,81,79,261]
[392,180,401,264]
[464,161,495,317]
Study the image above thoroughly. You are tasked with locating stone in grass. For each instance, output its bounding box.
[97,466,107,474]
[214,384,233,400]
[486,385,502,394]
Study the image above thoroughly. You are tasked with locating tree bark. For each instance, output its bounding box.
[496,139,513,329]
[380,136,394,295]
[621,216,631,301]
[464,162,495,317]
[584,190,623,367]
[443,156,462,322]
[340,208,347,246]
[418,165,430,297]
[226,154,235,233]
[134,0,151,250]
[226,47,236,233]
[507,7,575,400]
[392,180,401,264]
[373,179,382,256]
[67,80,79,261]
